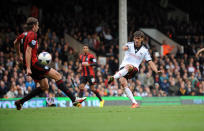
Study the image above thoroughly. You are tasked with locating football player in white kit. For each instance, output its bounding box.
[108,31,162,108]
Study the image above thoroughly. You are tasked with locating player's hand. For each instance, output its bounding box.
[156,70,162,75]
[82,62,89,66]
[196,52,200,58]
[26,68,32,76]
[17,56,23,63]
[122,46,129,51]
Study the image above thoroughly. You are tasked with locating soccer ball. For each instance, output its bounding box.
[38,52,52,65]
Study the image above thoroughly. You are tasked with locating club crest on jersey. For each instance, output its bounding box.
[31,40,36,46]
[93,59,96,62]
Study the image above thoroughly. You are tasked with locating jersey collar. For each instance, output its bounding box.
[134,42,142,53]
[84,52,89,56]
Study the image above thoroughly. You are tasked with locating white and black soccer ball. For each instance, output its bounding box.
[38,52,52,65]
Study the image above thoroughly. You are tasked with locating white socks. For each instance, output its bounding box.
[113,68,128,79]
[124,87,137,104]
[113,68,137,104]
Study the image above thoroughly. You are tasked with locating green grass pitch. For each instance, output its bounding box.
[0,105,204,131]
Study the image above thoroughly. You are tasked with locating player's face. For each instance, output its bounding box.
[33,22,39,32]
[83,46,89,53]
[134,36,143,47]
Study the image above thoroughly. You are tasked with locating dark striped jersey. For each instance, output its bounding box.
[80,53,96,77]
[16,31,38,67]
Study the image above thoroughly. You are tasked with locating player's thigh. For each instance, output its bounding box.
[39,78,49,91]
[31,62,51,82]
[46,68,62,81]
[119,77,128,88]
[125,64,134,71]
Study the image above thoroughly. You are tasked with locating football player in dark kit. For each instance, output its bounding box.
[14,17,86,110]
[79,45,104,107]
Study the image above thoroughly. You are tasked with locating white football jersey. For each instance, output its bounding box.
[120,42,152,70]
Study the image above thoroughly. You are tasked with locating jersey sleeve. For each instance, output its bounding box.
[125,43,130,50]
[79,55,82,63]
[90,55,96,63]
[28,32,37,48]
[16,34,23,43]
[144,49,152,61]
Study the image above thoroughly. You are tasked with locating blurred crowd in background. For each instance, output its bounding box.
[0,0,204,98]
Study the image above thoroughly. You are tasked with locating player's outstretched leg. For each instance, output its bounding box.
[119,77,139,108]
[56,79,86,107]
[108,65,132,84]
[47,68,86,107]
[15,87,43,110]
[124,87,139,108]
[15,78,49,110]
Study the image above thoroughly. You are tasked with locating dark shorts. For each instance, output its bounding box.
[30,61,51,82]
[119,66,138,80]
[80,76,95,85]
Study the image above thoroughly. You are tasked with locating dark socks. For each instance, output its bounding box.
[79,89,84,98]
[92,89,102,101]
[20,87,43,104]
[56,79,76,102]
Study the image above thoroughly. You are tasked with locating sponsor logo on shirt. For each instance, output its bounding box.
[129,53,142,59]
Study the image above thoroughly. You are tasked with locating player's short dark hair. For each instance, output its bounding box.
[83,44,89,48]
[133,31,145,38]
[23,17,38,31]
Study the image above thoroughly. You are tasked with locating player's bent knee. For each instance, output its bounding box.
[47,68,62,81]
[119,77,127,87]
[55,72,62,80]
[125,64,133,71]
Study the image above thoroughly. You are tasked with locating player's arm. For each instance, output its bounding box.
[26,33,37,75]
[79,55,83,70]
[196,48,204,57]
[122,45,129,51]
[25,46,32,75]
[148,61,161,74]
[14,39,21,57]
[145,50,161,74]
[14,37,23,62]
[89,57,97,66]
